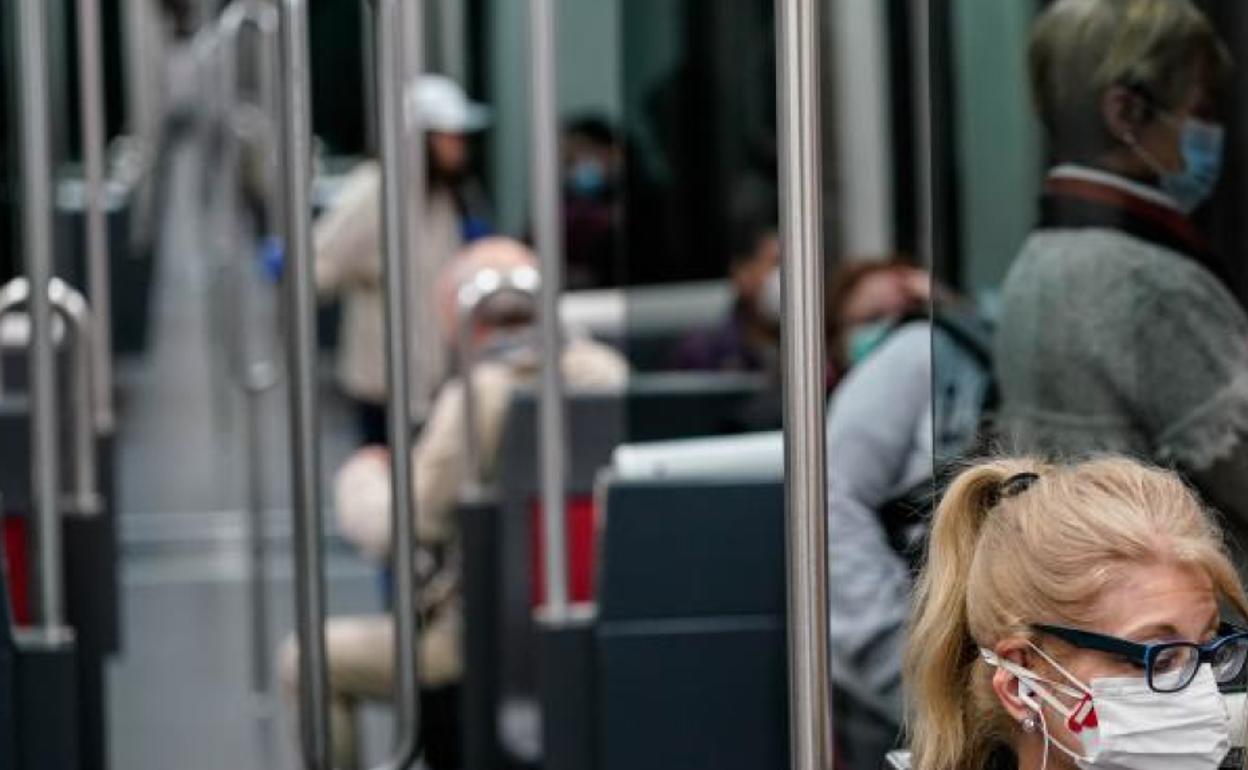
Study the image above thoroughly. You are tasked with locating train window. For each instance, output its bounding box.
[937,0,1248,499]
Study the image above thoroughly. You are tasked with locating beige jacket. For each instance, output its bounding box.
[334,336,629,684]
[314,161,463,414]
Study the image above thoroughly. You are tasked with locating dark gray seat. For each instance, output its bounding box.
[595,478,787,770]
[0,545,79,769]
[461,373,766,769]
[494,373,766,695]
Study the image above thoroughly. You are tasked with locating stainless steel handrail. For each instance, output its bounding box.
[0,278,103,519]
[528,0,571,622]
[219,0,284,394]
[218,0,283,699]
[16,0,67,632]
[368,0,421,767]
[775,0,833,768]
[277,0,330,766]
[76,0,115,435]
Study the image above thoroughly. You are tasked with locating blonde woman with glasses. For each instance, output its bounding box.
[906,456,1248,770]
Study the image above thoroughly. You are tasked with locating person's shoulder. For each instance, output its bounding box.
[563,337,629,388]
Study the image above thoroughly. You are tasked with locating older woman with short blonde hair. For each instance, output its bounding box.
[995,0,1248,537]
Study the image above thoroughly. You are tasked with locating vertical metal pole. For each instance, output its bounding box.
[244,383,272,694]
[402,0,432,421]
[277,0,331,766]
[369,0,421,767]
[912,0,935,272]
[17,0,66,631]
[529,0,570,621]
[76,0,115,435]
[775,1,833,770]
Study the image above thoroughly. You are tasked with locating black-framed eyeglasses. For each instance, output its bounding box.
[1033,623,1248,693]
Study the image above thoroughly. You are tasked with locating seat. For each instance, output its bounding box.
[0,537,78,769]
[595,477,788,770]
[460,373,766,770]
[560,281,733,371]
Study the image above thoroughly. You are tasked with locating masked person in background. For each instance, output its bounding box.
[562,116,625,289]
[906,456,1248,770]
[825,259,930,386]
[314,75,492,445]
[279,238,628,770]
[996,0,1248,541]
[670,213,782,374]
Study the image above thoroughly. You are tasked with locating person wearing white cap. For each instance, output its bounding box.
[314,74,492,445]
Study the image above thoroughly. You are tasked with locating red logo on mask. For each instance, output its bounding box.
[1067,694,1099,733]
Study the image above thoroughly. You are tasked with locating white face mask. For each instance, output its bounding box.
[758,267,782,324]
[981,644,1231,770]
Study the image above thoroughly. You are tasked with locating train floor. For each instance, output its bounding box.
[104,112,398,768]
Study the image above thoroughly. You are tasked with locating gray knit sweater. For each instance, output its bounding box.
[995,227,1248,523]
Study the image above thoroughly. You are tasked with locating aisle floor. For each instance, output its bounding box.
[105,58,394,769]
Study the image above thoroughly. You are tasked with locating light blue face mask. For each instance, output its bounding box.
[1127,112,1225,214]
[567,160,607,198]
[1160,117,1225,215]
[847,321,892,366]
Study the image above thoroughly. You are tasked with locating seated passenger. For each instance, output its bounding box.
[997,0,1248,532]
[670,212,780,374]
[825,290,992,770]
[562,115,625,290]
[825,258,929,385]
[906,456,1248,770]
[278,238,627,770]
[314,74,491,445]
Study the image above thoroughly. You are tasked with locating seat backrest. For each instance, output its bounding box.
[596,477,787,770]
[493,373,765,697]
[561,281,733,372]
[0,542,12,770]
[611,430,784,483]
[598,479,785,621]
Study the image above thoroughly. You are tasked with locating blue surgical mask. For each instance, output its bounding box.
[1161,117,1225,214]
[567,160,607,198]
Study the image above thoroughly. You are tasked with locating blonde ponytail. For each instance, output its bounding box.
[905,455,1248,770]
[905,459,1046,770]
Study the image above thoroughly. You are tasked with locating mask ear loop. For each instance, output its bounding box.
[983,648,1092,768]
[1021,679,1091,770]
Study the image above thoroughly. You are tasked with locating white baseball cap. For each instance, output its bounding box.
[406,74,491,133]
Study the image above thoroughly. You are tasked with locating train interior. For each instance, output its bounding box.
[5,1,1248,769]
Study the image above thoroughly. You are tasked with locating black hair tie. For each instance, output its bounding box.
[1000,472,1040,500]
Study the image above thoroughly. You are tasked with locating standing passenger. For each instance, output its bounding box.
[314,75,491,445]
[997,0,1248,533]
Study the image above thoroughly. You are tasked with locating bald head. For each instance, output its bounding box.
[435,237,541,345]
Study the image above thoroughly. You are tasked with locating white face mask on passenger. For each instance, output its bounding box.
[981,644,1231,770]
